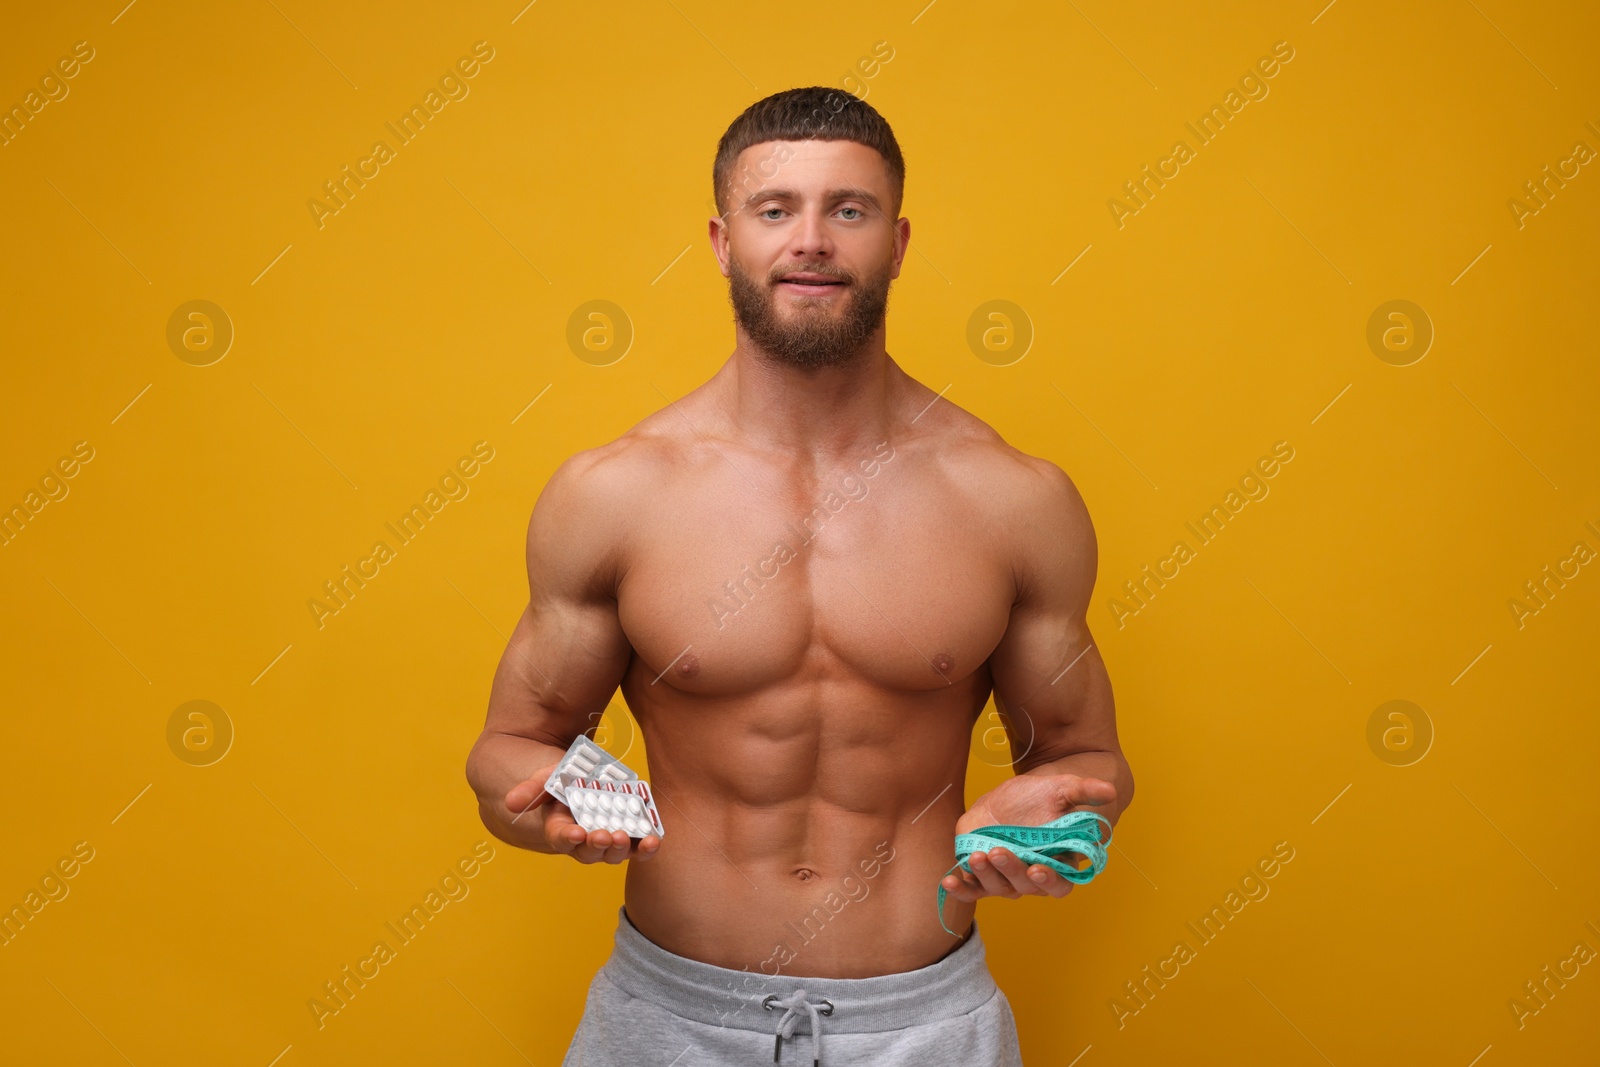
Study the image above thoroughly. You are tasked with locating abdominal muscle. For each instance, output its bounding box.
[619,681,987,978]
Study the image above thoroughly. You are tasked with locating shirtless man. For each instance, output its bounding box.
[464,86,1134,1066]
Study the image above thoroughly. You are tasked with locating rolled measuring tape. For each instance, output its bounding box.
[936,810,1113,936]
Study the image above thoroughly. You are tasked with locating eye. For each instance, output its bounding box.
[838,207,863,220]
[760,207,785,220]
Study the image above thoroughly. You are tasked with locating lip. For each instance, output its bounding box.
[776,273,847,293]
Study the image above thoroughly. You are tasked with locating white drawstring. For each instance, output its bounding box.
[763,989,834,1065]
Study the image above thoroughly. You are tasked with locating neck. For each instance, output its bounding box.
[716,327,901,457]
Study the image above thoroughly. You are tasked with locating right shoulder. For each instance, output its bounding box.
[527,429,674,599]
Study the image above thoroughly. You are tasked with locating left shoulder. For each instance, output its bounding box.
[958,440,1098,608]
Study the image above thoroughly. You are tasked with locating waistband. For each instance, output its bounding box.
[599,905,998,1034]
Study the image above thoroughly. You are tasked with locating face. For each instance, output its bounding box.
[711,139,909,370]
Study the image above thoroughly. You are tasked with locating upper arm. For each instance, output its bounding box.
[480,446,637,748]
[985,457,1122,772]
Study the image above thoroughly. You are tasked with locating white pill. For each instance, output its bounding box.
[625,797,642,815]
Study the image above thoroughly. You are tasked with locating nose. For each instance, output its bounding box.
[787,205,834,261]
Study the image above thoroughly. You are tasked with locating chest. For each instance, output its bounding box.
[615,451,1016,697]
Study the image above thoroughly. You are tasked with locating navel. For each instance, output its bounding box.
[793,867,818,882]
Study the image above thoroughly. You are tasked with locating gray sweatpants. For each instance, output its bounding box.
[562,906,1024,1066]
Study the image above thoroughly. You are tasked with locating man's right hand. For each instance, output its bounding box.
[505,766,662,864]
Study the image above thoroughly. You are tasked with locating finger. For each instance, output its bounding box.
[983,848,1043,896]
[631,835,662,861]
[505,783,549,820]
[572,827,628,864]
[1063,776,1118,807]
[1026,864,1076,899]
[940,870,984,903]
[965,850,1022,898]
[542,808,590,855]
[600,830,634,864]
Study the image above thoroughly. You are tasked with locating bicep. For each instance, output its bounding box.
[481,453,635,747]
[986,461,1119,769]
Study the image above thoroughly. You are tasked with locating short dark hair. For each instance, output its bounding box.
[713,86,905,218]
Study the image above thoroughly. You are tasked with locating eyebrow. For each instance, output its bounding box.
[743,186,884,211]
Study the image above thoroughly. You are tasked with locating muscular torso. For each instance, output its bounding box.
[607,374,1027,977]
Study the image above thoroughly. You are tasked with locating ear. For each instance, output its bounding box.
[888,216,911,281]
[708,212,731,278]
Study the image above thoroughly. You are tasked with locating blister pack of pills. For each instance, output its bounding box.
[543,735,636,805]
[564,778,665,839]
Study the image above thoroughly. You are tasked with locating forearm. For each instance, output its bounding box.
[466,731,569,852]
[1021,749,1133,828]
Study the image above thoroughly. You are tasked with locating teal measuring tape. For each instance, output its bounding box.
[936,811,1113,936]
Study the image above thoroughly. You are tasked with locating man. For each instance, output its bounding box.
[465,86,1133,1066]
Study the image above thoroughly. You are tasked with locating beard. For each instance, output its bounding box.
[727,255,892,370]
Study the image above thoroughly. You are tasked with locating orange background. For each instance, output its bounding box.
[1,1,1597,1064]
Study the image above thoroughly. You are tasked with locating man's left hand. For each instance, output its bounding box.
[940,773,1116,902]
